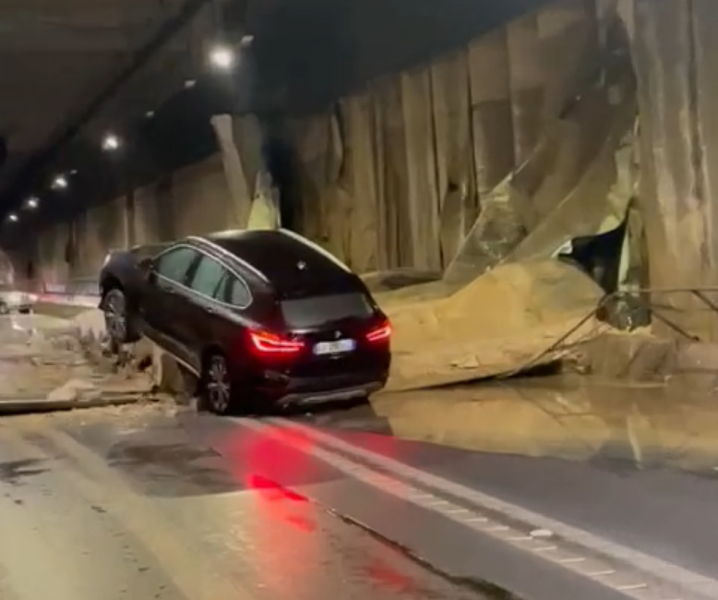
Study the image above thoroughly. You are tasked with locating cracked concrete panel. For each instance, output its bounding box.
[537,0,599,118]
[211,114,254,228]
[692,0,718,285]
[514,63,627,230]
[507,13,545,166]
[133,183,167,245]
[446,19,627,285]
[73,196,129,277]
[443,179,527,286]
[468,29,515,197]
[630,0,713,340]
[509,64,637,262]
[246,170,280,230]
[431,51,478,265]
[372,77,412,269]
[401,66,443,271]
[339,95,380,273]
[232,115,264,202]
[170,155,235,238]
[290,113,346,261]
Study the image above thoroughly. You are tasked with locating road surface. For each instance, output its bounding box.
[0,404,484,600]
[3,311,718,600]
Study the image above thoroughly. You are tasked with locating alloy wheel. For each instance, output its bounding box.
[206,355,231,414]
[104,292,127,342]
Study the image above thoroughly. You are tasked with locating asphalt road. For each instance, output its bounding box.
[0,404,483,600]
[4,306,718,600]
[3,387,718,600]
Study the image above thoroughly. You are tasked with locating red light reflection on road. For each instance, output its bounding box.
[362,558,423,596]
[224,427,329,597]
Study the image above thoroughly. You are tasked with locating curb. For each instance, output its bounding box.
[0,393,145,416]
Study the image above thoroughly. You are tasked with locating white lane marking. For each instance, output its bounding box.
[483,525,510,532]
[617,583,648,591]
[559,557,587,564]
[235,419,688,600]
[267,417,718,600]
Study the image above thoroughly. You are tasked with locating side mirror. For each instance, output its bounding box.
[138,257,153,270]
[138,257,156,283]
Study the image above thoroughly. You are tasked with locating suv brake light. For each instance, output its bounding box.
[249,330,304,355]
[366,321,392,343]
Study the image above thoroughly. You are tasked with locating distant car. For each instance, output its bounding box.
[99,229,392,414]
[0,286,36,314]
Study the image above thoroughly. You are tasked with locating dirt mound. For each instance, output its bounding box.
[384,259,606,390]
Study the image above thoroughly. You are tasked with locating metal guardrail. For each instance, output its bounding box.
[500,286,718,378]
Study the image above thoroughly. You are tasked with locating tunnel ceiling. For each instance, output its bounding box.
[0,0,548,245]
[0,0,218,213]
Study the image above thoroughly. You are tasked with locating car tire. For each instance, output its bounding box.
[103,288,142,345]
[199,353,237,416]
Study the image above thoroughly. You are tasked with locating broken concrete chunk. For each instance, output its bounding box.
[46,378,99,403]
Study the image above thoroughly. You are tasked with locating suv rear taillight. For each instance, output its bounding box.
[366,321,392,343]
[249,330,305,355]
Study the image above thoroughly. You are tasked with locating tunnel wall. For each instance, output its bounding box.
[621,0,718,341]
[25,0,602,284]
[290,0,600,273]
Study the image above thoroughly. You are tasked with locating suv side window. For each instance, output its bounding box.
[213,272,252,307]
[155,246,198,284]
[227,275,251,307]
[188,255,226,298]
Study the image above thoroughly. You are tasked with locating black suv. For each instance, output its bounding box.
[99,229,392,414]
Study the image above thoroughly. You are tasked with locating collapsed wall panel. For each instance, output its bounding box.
[385,260,605,391]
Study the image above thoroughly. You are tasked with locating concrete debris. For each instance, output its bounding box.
[0,311,154,412]
[46,378,102,403]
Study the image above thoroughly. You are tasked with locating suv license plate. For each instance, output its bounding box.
[314,339,356,355]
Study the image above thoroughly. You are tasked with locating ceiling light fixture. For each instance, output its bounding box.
[102,133,121,151]
[7,213,18,223]
[52,175,68,190]
[25,197,39,209]
[209,44,236,70]
[184,79,197,88]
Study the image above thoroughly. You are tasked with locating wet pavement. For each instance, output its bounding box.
[0,405,487,600]
[4,312,718,599]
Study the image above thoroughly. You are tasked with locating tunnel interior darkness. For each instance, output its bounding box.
[1,0,547,246]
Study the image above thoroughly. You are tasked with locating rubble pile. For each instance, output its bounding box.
[0,312,155,410]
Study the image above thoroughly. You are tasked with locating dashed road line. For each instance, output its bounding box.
[245,417,718,600]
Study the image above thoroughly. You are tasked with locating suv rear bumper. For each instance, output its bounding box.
[255,369,389,406]
[279,381,384,406]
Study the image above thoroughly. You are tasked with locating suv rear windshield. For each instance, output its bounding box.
[281,293,374,329]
